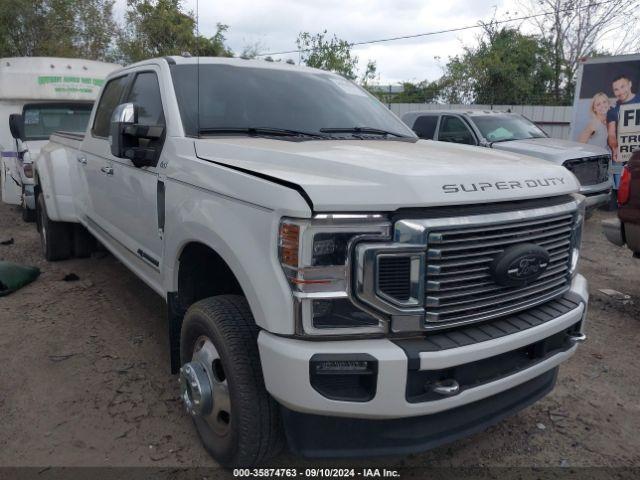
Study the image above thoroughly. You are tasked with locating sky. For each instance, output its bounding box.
[112,0,625,85]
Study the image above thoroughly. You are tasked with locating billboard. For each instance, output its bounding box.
[570,54,640,187]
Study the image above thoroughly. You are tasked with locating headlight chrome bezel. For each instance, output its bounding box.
[279,214,391,336]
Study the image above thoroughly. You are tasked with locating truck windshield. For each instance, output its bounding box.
[170,64,416,140]
[22,103,93,141]
[471,114,548,143]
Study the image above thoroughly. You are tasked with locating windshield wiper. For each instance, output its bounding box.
[319,126,409,138]
[488,138,515,146]
[198,127,329,139]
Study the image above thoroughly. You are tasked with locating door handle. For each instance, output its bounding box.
[101,165,114,176]
[77,156,87,165]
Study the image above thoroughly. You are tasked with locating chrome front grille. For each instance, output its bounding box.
[353,198,582,333]
[424,213,574,326]
[563,155,610,186]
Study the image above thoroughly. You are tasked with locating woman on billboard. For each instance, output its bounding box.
[578,92,611,149]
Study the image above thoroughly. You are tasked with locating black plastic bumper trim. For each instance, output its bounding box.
[392,294,581,370]
[281,367,558,458]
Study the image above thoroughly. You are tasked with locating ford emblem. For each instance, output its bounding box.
[490,244,550,287]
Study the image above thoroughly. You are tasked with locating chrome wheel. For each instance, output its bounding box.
[180,335,231,436]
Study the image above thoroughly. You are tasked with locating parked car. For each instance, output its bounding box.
[602,150,640,257]
[23,57,589,467]
[0,57,118,221]
[402,110,612,210]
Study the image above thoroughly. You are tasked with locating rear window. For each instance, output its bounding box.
[22,103,93,141]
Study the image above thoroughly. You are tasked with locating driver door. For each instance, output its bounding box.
[82,69,165,275]
[103,69,166,269]
[436,115,477,145]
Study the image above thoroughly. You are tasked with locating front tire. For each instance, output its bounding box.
[36,193,73,261]
[180,295,284,467]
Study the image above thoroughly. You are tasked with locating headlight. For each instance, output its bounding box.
[278,214,390,335]
[569,199,586,276]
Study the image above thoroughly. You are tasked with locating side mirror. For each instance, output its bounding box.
[109,103,164,168]
[109,103,137,158]
[9,114,25,141]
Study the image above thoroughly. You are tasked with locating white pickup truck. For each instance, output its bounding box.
[29,57,589,467]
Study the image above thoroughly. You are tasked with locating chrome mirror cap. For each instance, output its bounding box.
[111,102,137,124]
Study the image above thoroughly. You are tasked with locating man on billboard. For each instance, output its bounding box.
[607,75,639,186]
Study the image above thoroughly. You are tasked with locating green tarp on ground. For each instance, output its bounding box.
[0,261,40,296]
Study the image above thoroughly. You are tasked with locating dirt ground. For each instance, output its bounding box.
[0,201,639,469]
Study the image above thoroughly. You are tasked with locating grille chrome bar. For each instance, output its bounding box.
[428,225,572,253]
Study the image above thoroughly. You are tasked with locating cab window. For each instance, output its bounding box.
[438,116,476,145]
[126,72,165,126]
[92,76,129,137]
[412,115,438,140]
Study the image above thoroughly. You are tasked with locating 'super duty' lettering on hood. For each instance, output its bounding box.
[192,139,580,211]
[443,177,566,194]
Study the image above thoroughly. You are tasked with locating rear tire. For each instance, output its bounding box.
[72,224,95,258]
[21,206,36,223]
[37,193,73,261]
[180,295,284,467]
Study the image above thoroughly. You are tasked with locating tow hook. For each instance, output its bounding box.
[431,379,460,396]
[179,362,213,417]
[568,332,587,344]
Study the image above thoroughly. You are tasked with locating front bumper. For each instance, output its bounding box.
[281,367,558,458]
[579,182,611,209]
[258,275,588,420]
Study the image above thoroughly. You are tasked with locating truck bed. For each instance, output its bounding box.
[34,131,85,223]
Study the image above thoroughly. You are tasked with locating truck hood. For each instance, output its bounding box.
[194,138,580,211]
[491,137,609,163]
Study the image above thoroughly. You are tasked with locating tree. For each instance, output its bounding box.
[439,24,556,104]
[296,30,359,80]
[360,60,378,88]
[117,0,232,64]
[519,0,640,103]
[0,0,116,61]
[392,80,442,103]
[239,43,261,60]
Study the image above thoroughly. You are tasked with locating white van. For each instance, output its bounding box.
[1,57,119,220]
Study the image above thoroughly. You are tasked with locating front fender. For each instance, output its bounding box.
[162,180,309,335]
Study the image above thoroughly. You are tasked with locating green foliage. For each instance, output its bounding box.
[440,24,557,105]
[360,59,378,88]
[393,80,442,103]
[296,30,359,80]
[117,0,232,64]
[0,0,116,61]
